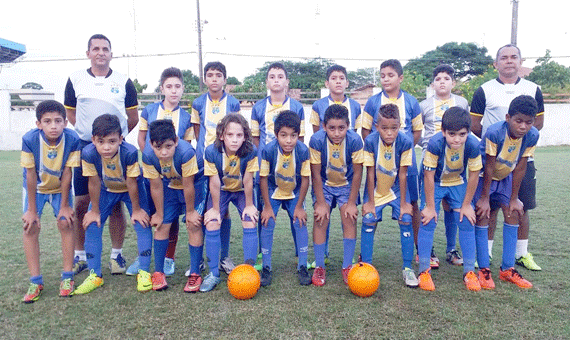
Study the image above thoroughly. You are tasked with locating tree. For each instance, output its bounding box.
[347,68,377,89]
[132,79,147,93]
[227,76,241,85]
[21,82,43,90]
[527,50,570,94]
[404,42,494,85]
[456,65,498,103]
[153,69,201,93]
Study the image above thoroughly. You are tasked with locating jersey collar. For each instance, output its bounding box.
[87,68,113,78]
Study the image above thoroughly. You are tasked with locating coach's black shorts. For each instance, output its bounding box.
[73,140,92,196]
[519,160,536,210]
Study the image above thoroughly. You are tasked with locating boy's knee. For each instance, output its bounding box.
[57,219,73,232]
[399,213,412,225]
[361,222,377,234]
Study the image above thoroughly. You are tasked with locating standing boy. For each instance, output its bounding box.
[142,120,205,292]
[73,114,153,294]
[417,107,481,291]
[259,111,312,286]
[360,104,417,288]
[21,100,80,302]
[420,64,470,267]
[310,104,363,286]
[473,95,539,290]
[191,61,241,275]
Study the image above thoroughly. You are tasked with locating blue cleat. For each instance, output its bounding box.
[126,257,140,276]
[199,272,221,292]
[164,258,175,277]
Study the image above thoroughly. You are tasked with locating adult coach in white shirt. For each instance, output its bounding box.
[470,44,544,271]
[64,34,139,275]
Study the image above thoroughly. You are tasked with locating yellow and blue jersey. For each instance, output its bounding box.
[21,128,81,194]
[81,142,140,193]
[419,94,469,150]
[204,144,258,192]
[140,101,194,144]
[362,90,423,138]
[309,129,364,187]
[260,139,311,200]
[481,121,539,181]
[363,131,413,206]
[141,140,200,190]
[191,92,241,157]
[251,96,305,148]
[310,95,362,131]
[423,133,482,186]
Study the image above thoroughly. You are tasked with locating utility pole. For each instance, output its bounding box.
[511,0,519,45]
[196,0,204,92]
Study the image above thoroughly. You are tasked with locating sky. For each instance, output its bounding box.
[1,0,569,101]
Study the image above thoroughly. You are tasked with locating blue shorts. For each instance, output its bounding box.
[207,190,253,222]
[93,176,150,225]
[266,188,304,222]
[362,192,412,224]
[312,184,360,210]
[473,174,512,208]
[407,173,419,202]
[159,177,208,224]
[73,139,92,196]
[22,189,73,219]
[420,182,469,212]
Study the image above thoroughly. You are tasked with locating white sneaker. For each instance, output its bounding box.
[402,267,419,287]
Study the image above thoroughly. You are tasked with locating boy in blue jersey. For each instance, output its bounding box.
[251,62,306,269]
[126,67,194,277]
[310,104,363,286]
[473,95,539,290]
[72,114,153,295]
[142,120,205,292]
[200,114,259,292]
[362,59,425,267]
[361,104,417,287]
[310,64,361,133]
[259,111,312,286]
[420,64,470,268]
[191,61,241,275]
[21,100,81,302]
[417,107,482,291]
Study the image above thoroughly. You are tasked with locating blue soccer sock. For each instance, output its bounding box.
[134,222,152,272]
[455,212,475,273]
[84,222,103,277]
[400,214,414,269]
[343,238,356,269]
[289,217,298,257]
[61,271,74,281]
[260,217,275,269]
[188,244,203,275]
[220,218,231,259]
[360,217,377,264]
[418,219,437,273]
[153,239,168,273]
[501,223,519,270]
[475,225,490,269]
[30,275,43,285]
[205,229,221,277]
[293,220,309,270]
[314,242,326,268]
[324,221,331,258]
[444,210,458,253]
[243,227,259,264]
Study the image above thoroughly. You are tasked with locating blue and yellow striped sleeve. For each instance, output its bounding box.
[142,162,160,179]
[400,148,413,167]
[191,107,201,125]
[310,148,321,164]
[485,139,498,157]
[246,157,259,173]
[182,156,198,177]
[412,114,424,132]
[361,111,373,130]
[126,163,141,178]
[139,117,149,131]
[310,109,320,127]
[468,155,483,172]
[299,118,305,137]
[21,151,35,168]
[204,160,218,176]
[65,150,81,168]
[250,119,260,137]
[301,159,311,177]
[82,160,98,177]
[522,146,536,158]
[260,159,270,177]
[183,127,194,142]
[423,151,439,170]
[363,150,375,167]
[351,149,364,164]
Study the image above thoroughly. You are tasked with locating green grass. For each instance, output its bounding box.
[1,147,569,339]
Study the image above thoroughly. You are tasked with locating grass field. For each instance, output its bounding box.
[1,146,569,339]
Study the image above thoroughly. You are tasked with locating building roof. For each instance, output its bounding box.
[0,38,26,63]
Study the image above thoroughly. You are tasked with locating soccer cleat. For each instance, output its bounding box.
[109,254,127,275]
[126,257,140,276]
[72,256,88,275]
[59,278,74,298]
[22,283,44,303]
[515,252,542,271]
[309,257,330,270]
[446,249,464,266]
[418,270,435,291]
[73,270,104,295]
[137,270,152,292]
[164,258,175,277]
[254,253,263,271]
[499,267,533,289]
[260,266,273,287]
[402,267,419,288]
[184,273,203,293]
[199,272,221,292]
[477,268,495,290]
[342,266,352,285]
[430,248,440,269]
[312,267,326,286]
[151,272,168,291]
[463,271,481,291]
[489,254,493,265]
[219,256,236,275]
[297,266,312,286]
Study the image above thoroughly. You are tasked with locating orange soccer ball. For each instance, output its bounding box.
[227,264,261,300]
[347,262,380,297]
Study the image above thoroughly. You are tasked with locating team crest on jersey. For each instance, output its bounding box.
[161,165,171,174]
[106,163,116,171]
[441,104,449,111]
[229,160,237,167]
[47,149,57,159]
[282,160,290,169]
[212,106,220,114]
[450,152,460,162]
[332,151,340,159]
[110,82,120,94]
[508,145,516,153]
[384,151,392,160]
